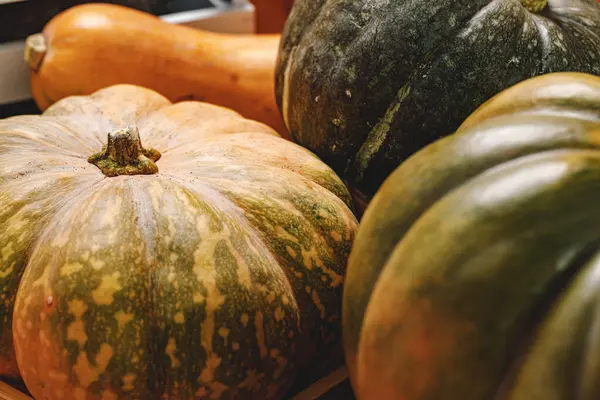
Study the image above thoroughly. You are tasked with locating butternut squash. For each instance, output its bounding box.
[24,3,288,138]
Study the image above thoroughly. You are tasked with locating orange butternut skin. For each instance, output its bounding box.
[27,3,289,138]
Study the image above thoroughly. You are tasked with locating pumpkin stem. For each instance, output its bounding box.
[88,125,161,177]
[24,33,47,72]
[520,0,547,12]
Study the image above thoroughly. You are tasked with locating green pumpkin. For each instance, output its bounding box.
[0,84,357,399]
[343,72,600,399]
[276,0,600,201]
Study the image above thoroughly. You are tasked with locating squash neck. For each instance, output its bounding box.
[520,0,547,12]
[88,126,161,177]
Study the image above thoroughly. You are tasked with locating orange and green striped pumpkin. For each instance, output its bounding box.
[0,84,357,399]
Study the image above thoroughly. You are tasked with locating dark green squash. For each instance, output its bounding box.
[343,72,600,399]
[276,0,600,202]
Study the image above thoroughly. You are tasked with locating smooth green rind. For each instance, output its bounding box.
[342,74,600,385]
[276,0,600,197]
[343,113,600,383]
[344,74,600,399]
[501,251,600,400]
[358,150,600,399]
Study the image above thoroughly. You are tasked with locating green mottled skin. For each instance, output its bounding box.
[276,0,600,199]
[344,73,600,399]
[0,85,358,399]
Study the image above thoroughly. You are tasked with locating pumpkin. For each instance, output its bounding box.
[275,0,600,202]
[24,3,288,138]
[0,84,358,399]
[248,0,295,34]
[343,72,600,399]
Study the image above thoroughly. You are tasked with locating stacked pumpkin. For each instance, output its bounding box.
[2,0,600,399]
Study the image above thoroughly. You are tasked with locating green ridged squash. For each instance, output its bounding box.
[0,84,357,399]
[344,72,600,399]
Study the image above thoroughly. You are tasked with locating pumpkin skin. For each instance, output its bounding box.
[0,85,357,399]
[25,3,288,137]
[343,72,600,399]
[276,0,600,200]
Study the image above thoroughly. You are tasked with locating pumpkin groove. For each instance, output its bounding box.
[0,85,357,399]
[493,242,598,399]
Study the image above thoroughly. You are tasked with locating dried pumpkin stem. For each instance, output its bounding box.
[520,0,548,12]
[24,33,47,72]
[88,125,161,177]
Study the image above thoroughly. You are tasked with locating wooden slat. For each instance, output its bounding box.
[0,382,31,400]
[0,370,352,400]
[291,367,349,400]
